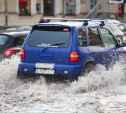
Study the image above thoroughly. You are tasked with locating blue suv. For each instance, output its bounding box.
[17,18,126,79]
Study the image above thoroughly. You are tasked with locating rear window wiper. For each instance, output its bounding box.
[41,43,66,52]
[51,43,66,46]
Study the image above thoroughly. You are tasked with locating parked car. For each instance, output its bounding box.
[6,26,32,31]
[106,19,120,24]
[117,23,126,38]
[5,27,17,31]
[4,47,21,57]
[17,18,126,79]
[0,31,29,60]
[105,22,125,42]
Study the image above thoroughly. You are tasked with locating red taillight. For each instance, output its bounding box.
[70,52,79,62]
[63,28,69,31]
[4,48,15,57]
[20,49,25,59]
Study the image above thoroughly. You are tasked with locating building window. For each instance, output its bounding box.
[65,0,75,15]
[19,0,31,15]
[64,0,80,15]
[90,0,96,9]
[44,0,54,15]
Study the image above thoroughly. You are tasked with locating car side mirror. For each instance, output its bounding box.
[116,38,126,47]
[118,41,126,47]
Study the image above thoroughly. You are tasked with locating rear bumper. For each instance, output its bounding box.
[18,62,82,77]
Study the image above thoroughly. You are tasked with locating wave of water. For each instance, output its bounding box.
[0,56,126,112]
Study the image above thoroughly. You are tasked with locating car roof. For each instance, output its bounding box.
[36,18,109,28]
[0,31,29,37]
[6,26,32,31]
[37,21,102,27]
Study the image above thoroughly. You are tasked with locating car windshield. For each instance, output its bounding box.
[0,35,9,46]
[28,26,71,48]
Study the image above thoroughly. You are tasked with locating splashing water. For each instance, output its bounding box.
[0,56,126,113]
[70,62,126,94]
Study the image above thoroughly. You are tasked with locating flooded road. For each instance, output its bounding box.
[0,56,126,113]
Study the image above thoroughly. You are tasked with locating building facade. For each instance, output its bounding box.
[0,0,118,27]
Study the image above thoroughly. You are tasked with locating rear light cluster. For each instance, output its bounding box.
[63,28,69,31]
[70,52,79,62]
[4,48,15,57]
[20,49,25,59]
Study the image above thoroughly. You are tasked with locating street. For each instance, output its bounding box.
[1,0,126,112]
[0,56,126,113]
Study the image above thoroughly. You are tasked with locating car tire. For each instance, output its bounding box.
[17,70,29,79]
[80,62,96,76]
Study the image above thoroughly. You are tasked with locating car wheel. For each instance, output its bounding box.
[80,62,96,76]
[17,70,29,79]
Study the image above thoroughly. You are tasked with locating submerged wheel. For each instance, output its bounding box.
[80,62,96,76]
[17,70,30,79]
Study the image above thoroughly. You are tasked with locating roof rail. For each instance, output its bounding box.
[91,20,107,26]
[45,18,91,25]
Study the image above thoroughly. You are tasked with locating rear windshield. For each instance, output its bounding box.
[0,35,9,46]
[28,26,71,48]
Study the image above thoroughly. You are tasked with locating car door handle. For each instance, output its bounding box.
[91,51,96,54]
[40,54,53,59]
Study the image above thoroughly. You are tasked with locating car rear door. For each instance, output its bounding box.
[24,25,72,65]
[88,27,107,66]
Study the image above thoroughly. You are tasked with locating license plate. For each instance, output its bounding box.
[35,69,55,74]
